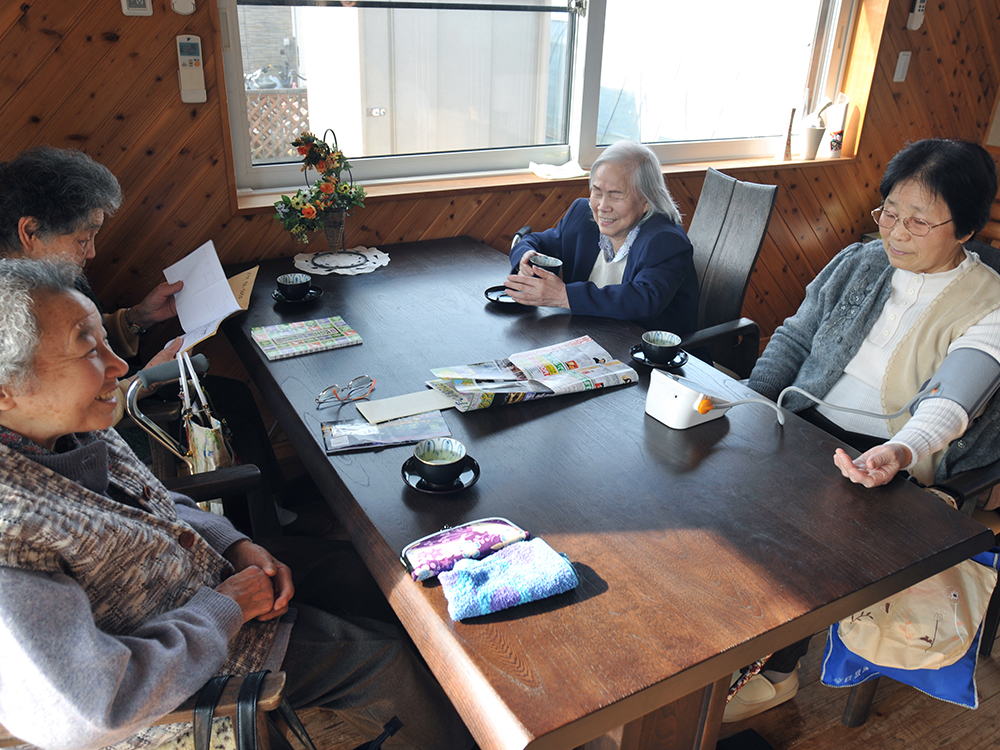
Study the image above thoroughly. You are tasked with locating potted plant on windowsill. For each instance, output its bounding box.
[274,130,366,249]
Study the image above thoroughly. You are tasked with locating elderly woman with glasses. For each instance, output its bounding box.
[0,146,183,374]
[0,259,473,750]
[505,140,700,336]
[724,138,1000,722]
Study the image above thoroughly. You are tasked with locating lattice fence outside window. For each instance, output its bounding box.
[247,90,310,164]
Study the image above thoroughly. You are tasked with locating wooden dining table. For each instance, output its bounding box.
[223,237,994,750]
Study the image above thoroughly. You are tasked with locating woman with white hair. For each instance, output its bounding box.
[506,140,699,334]
[0,258,473,750]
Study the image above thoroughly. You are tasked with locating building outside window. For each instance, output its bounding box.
[219,0,857,192]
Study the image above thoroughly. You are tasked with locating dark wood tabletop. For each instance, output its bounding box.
[223,237,994,750]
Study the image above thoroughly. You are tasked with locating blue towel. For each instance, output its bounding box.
[438,538,578,620]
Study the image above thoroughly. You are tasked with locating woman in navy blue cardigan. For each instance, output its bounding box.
[506,141,699,335]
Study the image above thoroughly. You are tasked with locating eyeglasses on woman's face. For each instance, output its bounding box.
[316,375,376,408]
[871,206,953,237]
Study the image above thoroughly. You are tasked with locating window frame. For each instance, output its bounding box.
[217,0,861,196]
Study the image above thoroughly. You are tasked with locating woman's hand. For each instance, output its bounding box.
[504,255,569,308]
[514,250,538,275]
[129,280,184,329]
[215,567,280,624]
[221,540,294,621]
[833,444,912,488]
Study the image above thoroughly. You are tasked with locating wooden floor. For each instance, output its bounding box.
[718,630,1000,749]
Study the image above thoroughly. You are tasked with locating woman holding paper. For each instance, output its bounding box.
[506,140,700,335]
[0,146,312,537]
[0,146,183,368]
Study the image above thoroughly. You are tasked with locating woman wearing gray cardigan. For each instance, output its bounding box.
[727,139,1000,722]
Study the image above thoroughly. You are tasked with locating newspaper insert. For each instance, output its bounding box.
[427,336,637,412]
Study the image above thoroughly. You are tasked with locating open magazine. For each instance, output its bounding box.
[427,336,637,412]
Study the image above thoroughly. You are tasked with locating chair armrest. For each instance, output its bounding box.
[0,672,286,747]
[153,672,286,724]
[935,461,1000,507]
[681,318,761,380]
[681,317,759,349]
[511,225,532,250]
[162,465,263,502]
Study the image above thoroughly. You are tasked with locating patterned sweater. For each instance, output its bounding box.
[0,429,280,750]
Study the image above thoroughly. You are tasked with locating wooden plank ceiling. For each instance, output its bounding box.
[0,0,998,369]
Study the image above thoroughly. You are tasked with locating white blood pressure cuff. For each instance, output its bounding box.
[912,348,1000,419]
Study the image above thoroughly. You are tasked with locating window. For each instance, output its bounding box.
[218,0,857,192]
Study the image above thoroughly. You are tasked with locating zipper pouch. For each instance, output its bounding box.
[400,517,529,581]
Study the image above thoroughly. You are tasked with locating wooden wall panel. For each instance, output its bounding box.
[0,0,998,371]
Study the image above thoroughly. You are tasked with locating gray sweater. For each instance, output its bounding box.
[0,431,280,750]
[748,240,1000,491]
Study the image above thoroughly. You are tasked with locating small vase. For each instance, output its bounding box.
[323,210,347,252]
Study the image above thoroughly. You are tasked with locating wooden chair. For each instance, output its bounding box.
[0,672,286,749]
[681,168,778,379]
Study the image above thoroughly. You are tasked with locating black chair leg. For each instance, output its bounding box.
[842,678,880,727]
[980,578,1000,658]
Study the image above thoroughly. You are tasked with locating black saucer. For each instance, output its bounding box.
[401,456,481,494]
[629,345,688,370]
[273,287,323,304]
[484,285,518,304]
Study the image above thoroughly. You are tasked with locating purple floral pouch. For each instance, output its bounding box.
[400,518,529,581]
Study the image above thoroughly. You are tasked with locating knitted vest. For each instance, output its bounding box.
[883,260,1000,484]
[0,429,277,749]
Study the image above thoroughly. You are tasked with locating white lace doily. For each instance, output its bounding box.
[293,246,390,276]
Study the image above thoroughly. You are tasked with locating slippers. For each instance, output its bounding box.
[723,668,799,723]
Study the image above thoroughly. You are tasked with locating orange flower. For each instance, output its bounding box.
[297,145,310,155]
[319,182,335,194]
[316,161,327,172]
[301,204,317,219]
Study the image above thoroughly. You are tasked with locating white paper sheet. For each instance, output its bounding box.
[357,389,455,425]
[163,240,256,351]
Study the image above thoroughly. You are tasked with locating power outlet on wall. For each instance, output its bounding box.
[121,0,153,16]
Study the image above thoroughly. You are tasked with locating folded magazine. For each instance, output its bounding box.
[427,336,637,412]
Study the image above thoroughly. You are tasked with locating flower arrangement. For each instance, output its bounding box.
[274,130,366,244]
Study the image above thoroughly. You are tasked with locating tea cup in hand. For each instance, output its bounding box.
[528,253,564,277]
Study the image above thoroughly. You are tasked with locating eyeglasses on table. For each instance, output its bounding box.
[316,375,376,408]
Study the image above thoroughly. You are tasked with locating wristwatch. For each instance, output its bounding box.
[123,308,145,336]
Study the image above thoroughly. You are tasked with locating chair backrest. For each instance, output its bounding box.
[687,168,777,330]
[687,167,736,287]
[967,238,1000,275]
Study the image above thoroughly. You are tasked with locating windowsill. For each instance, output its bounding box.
[235,153,856,214]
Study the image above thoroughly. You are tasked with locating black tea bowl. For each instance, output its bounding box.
[277,273,312,301]
[641,330,681,365]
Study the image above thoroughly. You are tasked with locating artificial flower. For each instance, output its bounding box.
[273,130,367,244]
